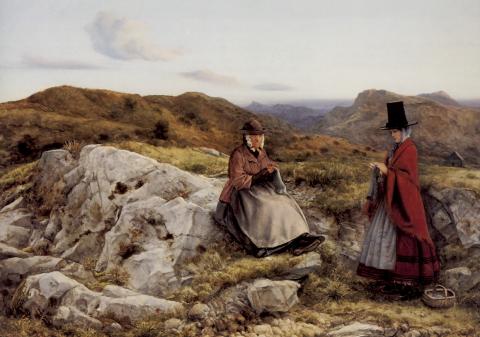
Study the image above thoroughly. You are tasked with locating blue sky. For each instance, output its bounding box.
[0,0,479,104]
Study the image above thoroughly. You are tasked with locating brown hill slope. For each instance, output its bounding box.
[0,86,376,169]
[313,89,480,165]
[0,86,296,168]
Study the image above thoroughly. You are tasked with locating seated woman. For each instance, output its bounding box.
[215,118,324,257]
[357,101,440,298]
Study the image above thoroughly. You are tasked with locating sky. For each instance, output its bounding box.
[0,0,479,105]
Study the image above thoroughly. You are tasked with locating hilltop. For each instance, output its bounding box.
[0,86,378,170]
[312,89,480,165]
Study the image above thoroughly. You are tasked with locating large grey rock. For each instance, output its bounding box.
[428,188,480,248]
[327,322,384,337]
[16,271,184,327]
[96,194,221,296]
[29,145,225,297]
[246,279,300,314]
[444,267,480,293]
[46,145,223,264]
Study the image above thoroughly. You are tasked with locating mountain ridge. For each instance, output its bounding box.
[313,89,480,165]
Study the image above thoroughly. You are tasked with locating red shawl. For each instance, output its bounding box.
[383,138,434,248]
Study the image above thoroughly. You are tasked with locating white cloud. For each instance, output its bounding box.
[253,82,293,91]
[180,69,241,87]
[21,54,102,70]
[86,11,182,61]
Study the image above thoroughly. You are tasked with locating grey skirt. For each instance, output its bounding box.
[214,172,322,257]
[358,198,397,270]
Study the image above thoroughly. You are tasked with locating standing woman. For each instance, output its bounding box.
[357,102,440,297]
[215,118,324,258]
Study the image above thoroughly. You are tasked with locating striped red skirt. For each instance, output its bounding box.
[357,228,440,286]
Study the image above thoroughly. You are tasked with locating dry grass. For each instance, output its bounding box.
[95,266,130,287]
[81,265,131,291]
[311,298,478,335]
[63,139,84,159]
[0,160,37,191]
[169,241,308,303]
[279,157,371,215]
[420,164,480,193]
[0,315,110,337]
[111,141,229,177]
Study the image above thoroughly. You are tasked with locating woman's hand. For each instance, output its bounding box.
[266,163,276,174]
[369,162,388,175]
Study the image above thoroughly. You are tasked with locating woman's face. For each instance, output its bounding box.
[248,134,264,149]
[390,129,402,143]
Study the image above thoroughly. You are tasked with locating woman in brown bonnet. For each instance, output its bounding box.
[215,118,324,257]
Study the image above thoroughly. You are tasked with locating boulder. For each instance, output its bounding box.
[246,279,300,314]
[27,145,224,296]
[96,195,221,296]
[428,188,480,248]
[444,267,480,293]
[50,145,210,255]
[14,271,184,327]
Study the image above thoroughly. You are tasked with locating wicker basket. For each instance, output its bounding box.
[422,284,456,308]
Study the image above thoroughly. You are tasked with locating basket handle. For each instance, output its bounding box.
[433,284,448,297]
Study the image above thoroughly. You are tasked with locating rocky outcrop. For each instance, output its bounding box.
[13,271,184,328]
[1,143,479,334]
[0,145,230,328]
[29,145,225,297]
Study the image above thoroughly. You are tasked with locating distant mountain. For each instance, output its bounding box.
[245,102,327,129]
[457,99,480,108]
[313,89,480,165]
[418,91,461,107]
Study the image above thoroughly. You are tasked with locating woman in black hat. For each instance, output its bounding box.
[215,118,325,257]
[357,102,440,298]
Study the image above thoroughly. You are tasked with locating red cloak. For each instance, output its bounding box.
[357,138,440,285]
[385,139,434,247]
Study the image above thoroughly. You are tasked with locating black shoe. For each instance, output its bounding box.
[292,236,325,256]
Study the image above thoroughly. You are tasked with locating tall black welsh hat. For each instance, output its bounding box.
[380,101,418,130]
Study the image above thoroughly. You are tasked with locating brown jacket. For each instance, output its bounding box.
[219,144,276,203]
